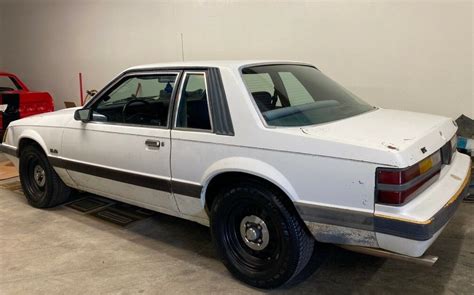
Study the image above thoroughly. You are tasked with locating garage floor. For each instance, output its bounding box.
[0,156,473,294]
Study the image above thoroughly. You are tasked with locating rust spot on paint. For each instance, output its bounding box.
[382,141,399,151]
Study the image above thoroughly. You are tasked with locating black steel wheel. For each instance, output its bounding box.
[19,145,72,208]
[210,180,315,289]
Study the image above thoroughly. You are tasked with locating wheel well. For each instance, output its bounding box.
[18,138,44,156]
[204,172,299,217]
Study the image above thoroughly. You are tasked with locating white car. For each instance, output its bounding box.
[0,61,471,288]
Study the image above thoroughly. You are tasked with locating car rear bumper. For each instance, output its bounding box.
[296,152,471,257]
[375,154,471,256]
[375,162,470,241]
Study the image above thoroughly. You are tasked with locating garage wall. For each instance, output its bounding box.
[472,1,474,118]
[0,0,472,118]
[0,3,4,69]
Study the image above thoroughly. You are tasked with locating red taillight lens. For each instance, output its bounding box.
[376,151,441,205]
[377,165,421,185]
[377,171,440,204]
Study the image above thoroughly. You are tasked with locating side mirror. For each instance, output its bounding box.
[74,108,92,122]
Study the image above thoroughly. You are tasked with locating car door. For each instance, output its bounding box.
[61,71,180,212]
[170,70,236,220]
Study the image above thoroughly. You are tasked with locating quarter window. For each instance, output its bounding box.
[92,74,178,127]
[176,73,212,130]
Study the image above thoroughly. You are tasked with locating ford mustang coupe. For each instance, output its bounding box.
[0,61,471,288]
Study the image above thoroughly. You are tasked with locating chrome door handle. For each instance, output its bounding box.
[145,139,161,148]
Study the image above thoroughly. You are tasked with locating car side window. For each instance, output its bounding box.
[0,77,20,92]
[175,73,212,131]
[92,73,178,127]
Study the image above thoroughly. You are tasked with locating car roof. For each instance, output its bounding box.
[126,60,312,71]
[0,72,16,76]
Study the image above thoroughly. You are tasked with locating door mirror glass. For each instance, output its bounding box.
[74,108,92,122]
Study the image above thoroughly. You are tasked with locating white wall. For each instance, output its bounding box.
[472,0,474,118]
[0,2,4,69]
[0,0,472,118]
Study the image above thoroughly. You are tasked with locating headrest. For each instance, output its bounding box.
[252,91,273,111]
[159,90,171,99]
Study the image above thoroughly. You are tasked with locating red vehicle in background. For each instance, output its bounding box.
[0,72,54,138]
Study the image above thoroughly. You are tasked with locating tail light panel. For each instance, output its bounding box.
[440,135,457,165]
[376,151,442,205]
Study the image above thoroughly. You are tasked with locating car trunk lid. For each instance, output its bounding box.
[300,108,457,167]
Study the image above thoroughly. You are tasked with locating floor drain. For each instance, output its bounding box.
[66,197,111,213]
[92,203,155,226]
[93,210,135,225]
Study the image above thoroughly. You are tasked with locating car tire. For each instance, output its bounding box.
[286,240,332,287]
[210,180,315,289]
[19,145,72,208]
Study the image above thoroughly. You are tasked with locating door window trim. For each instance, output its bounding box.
[85,70,182,129]
[172,71,214,133]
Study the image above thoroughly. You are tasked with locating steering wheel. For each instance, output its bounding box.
[122,99,152,124]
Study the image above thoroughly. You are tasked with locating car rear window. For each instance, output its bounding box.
[241,64,374,127]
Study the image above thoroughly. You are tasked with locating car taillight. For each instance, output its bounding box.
[376,151,442,205]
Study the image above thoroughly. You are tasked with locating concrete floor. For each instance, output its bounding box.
[0,161,473,294]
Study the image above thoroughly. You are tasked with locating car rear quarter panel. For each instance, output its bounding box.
[171,130,379,223]
[172,67,381,223]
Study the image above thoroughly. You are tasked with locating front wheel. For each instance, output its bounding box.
[210,181,316,289]
[19,145,72,208]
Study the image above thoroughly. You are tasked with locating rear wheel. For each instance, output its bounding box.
[19,145,72,208]
[210,181,316,289]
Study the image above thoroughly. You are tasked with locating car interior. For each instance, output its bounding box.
[94,94,171,126]
[176,88,211,130]
[92,76,175,127]
[91,73,212,130]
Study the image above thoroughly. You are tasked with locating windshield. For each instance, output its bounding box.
[242,64,374,127]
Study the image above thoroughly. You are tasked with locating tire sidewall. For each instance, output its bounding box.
[19,146,55,208]
[210,182,306,288]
